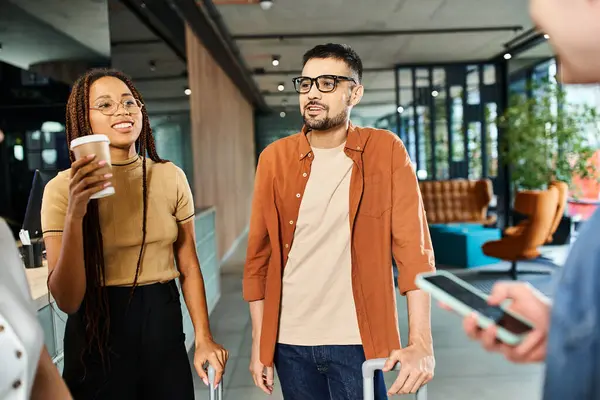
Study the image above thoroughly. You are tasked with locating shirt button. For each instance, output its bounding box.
[303,172,307,177]
[289,220,294,225]
[296,193,301,198]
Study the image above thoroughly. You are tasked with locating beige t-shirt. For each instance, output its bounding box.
[41,155,195,287]
[278,142,362,345]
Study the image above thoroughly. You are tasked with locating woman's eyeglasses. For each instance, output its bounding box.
[89,98,144,116]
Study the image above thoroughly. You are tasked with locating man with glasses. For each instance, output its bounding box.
[244,43,435,399]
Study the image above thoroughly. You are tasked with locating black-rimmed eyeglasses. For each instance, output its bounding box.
[292,75,356,94]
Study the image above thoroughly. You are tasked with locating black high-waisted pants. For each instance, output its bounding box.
[62,280,194,400]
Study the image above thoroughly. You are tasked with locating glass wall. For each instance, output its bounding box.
[149,113,194,185]
[396,63,501,181]
[508,56,600,220]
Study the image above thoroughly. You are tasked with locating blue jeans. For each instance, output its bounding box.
[274,343,388,400]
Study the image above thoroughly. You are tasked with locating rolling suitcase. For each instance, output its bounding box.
[362,358,428,400]
[207,365,224,400]
[207,359,428,399]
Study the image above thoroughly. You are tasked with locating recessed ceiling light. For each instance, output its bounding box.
[184,88,191,95]
[272,55,280,67]
[504,53,512,60]
[277,83,285,92]
[260,0,274,11]
[280,111,286,118]
[431,90,439,97]
[397,106,404,114]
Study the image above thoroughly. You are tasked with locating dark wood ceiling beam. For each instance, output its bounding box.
[118,0,187,61]
[252,67,395,75]
[111,39,163,46]
[134,73,188,82]
[262,87,397,96]
[233,25,523,41]
[271,101,396,108]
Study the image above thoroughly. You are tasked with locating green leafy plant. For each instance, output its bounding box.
[499,78,600,193]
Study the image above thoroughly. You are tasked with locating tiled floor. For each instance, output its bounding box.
[189,237,563,400]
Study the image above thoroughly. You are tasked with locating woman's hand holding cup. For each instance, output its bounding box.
[67,134,115,220]
[66,154,113,220]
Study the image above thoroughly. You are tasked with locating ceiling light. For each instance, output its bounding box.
[544,34,550,40]
[41,121,64,133]
[280,111,286,118]
[277,83,285,92]
[272,56,280,67]
[397,106,404,114]
[259,0,274,10]
[149,60,156,72]
[431,90,439,97]
[504,53,512,60]
[184,88,191,95]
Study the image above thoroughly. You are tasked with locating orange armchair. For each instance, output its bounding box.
[546,180,568,243]
[504,180,568,243]
[482,185,560,279]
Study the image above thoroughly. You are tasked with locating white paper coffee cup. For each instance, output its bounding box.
[70,134,115,199]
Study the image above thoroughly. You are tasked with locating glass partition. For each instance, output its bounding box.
[396,62,500,181]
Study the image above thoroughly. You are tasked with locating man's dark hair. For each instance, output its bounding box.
[302,43,363,83]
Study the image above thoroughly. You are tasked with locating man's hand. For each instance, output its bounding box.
[383,343,435,395]
[193,338,229,387]
[249,341,274,395]
[440,281,551,364]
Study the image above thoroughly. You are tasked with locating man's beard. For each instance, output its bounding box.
[303,107,349,131]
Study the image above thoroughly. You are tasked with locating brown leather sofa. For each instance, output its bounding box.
[482,185,560,279]
[419,179,495,225]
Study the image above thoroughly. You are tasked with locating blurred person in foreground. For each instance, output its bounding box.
[0,217,72,399]
[444,1,600,399]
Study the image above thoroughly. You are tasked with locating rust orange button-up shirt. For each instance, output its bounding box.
[243,123,435,367]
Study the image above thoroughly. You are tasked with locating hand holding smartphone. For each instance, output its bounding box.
[416,271,535,346]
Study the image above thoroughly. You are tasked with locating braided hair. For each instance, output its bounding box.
[65,68,165,367]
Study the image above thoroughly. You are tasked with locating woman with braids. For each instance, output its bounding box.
[40,68,228,399]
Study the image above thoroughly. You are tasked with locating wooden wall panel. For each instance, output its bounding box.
[185,25,256,260]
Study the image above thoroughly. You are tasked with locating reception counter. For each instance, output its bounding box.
[24,206,221,373]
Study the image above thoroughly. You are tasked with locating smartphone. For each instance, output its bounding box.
[415,270,534,345]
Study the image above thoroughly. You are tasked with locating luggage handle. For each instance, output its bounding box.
[207,364,224,400]
[362,358,428,400]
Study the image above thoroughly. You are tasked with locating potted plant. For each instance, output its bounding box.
[499,77,600,242]
[499,77,600,193]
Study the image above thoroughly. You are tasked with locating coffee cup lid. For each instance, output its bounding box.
[70,134,110,150]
